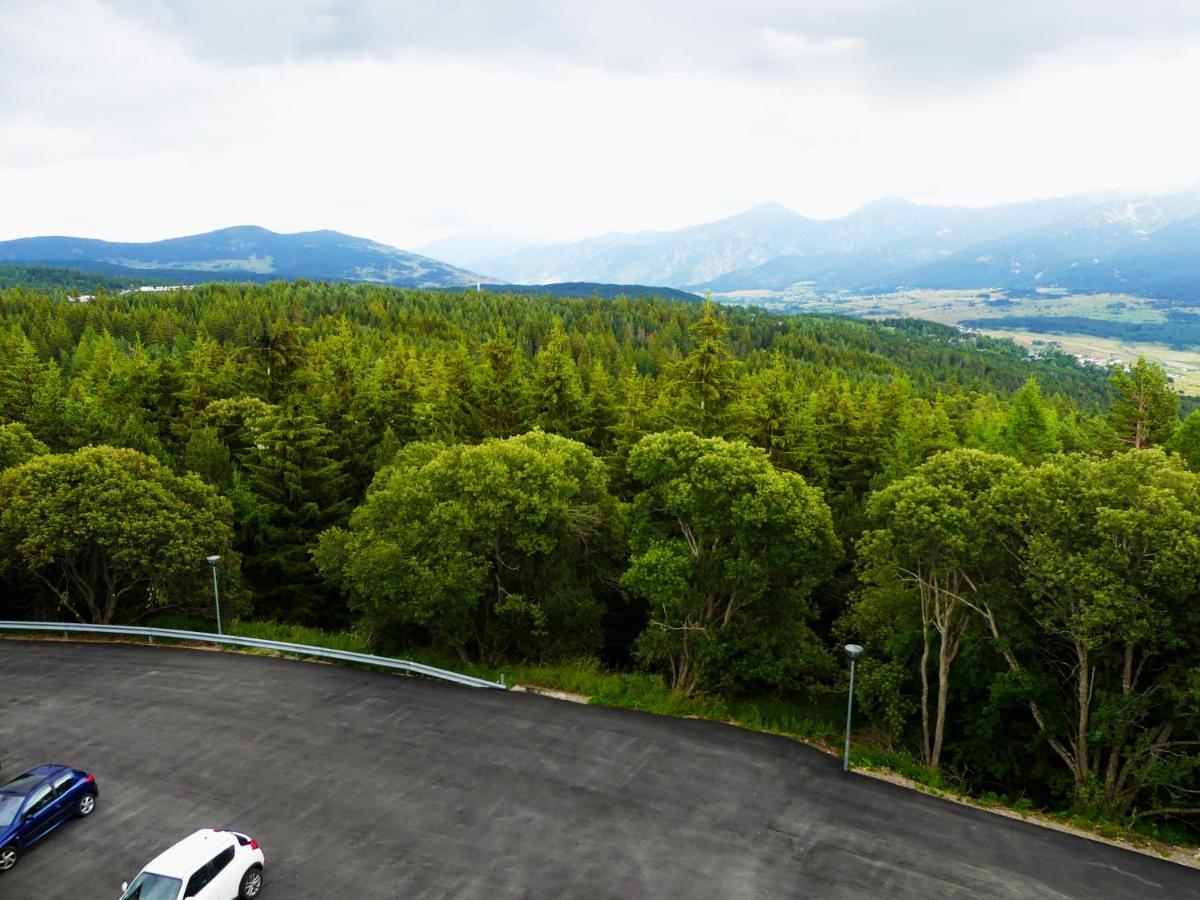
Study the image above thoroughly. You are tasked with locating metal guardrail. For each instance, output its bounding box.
[0,621,507,691]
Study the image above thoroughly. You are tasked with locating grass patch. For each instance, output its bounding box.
[228,620,372,654]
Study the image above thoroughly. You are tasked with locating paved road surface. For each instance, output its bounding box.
[0,640,1195,899]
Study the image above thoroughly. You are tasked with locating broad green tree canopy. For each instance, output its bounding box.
[623,430,839,694]
[0,445,234,623]
[317,431,622,664]
[0,421,49,470]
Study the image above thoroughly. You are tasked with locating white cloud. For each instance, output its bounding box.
[1,0,1199,249]
[759,28,867,62]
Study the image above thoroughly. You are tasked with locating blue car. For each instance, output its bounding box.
[0,765,99,873]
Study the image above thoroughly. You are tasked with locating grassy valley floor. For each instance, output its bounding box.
[715,289,1200,394]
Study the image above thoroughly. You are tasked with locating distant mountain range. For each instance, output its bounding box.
[0,226,484,289]
[10,190,1200,301]
[455,191,1200,300]
[456,202,829,287]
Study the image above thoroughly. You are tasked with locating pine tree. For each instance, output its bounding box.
[240,400,350,622]
[477,327,531,438]
[669,300,736,436]
[1169,409,1200,472]
[1000,378,1061,464]
[581,361,619,451]
[1108,357,1179,450]
[532,320,587,437]
[376,343,423,445]
[0,329,42,423]
[875,396,958,487]
[306,323,382,494]
[730,353,821,478]
[182,426,233,488]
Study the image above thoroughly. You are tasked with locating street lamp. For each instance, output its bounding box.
[843,643,864,772]
[205,555,223,635]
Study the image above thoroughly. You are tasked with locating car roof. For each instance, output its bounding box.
[0,765,67,795]
[143,830,236,877]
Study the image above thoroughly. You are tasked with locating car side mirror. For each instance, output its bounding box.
[121,883,128,892]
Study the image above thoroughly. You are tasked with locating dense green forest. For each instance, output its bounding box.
[0,264,266,292]
[0,265,165,292]
[3,280,1200,833]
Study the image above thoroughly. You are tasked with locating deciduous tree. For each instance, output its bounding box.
[623,431,839,694]
[985,451,1200,816]
[0,446,234,623]
[316,431,621,664]
[857,449,1020,768]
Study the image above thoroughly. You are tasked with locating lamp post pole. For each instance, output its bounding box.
[843,643,864,772]
[206,555,223,635]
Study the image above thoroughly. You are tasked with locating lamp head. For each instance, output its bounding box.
[844,643,864,659]
[205,555,221,564]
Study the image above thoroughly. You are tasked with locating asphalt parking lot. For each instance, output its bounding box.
[1,640,1196,899]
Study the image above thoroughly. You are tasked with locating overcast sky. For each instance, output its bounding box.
[3,0,1200,249]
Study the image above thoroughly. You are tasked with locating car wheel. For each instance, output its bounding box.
[238,865,263,898]
[77,792,96,817]
[0,845,17,872]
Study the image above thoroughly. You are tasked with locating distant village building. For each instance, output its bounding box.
[70,284,191,302]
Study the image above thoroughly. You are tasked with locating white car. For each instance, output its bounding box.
[119,828,265,899]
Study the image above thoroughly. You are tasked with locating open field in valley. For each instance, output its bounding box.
[714,289,1200,395]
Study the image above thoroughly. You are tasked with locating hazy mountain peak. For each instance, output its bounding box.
[464,189,1200,298]
[477,201,823,286]
[735,200,805,219]
[850,197,920,215]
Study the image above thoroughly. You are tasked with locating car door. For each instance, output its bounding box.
[18,783,56,845]
[207,845,239,899]
[46,771,78,826]
[182,859,214,899]
[187,845,237,899]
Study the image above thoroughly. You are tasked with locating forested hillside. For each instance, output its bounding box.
[0,264,164,292]
[0,226,484,288]
[3,281,1200,833]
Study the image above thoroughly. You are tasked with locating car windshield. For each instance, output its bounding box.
[119,872,182,900]
[0,794,23,828]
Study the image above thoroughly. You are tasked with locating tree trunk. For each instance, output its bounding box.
[932,637,949,769]
[1074,639,1091,799]
[1103,643,1135,805]
[931,608,966,770]
[919,612,932,767]
[675,636,694,694]
[930,596,968,770]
